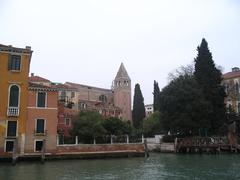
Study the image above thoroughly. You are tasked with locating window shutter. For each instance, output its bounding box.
[37,119,45,133]
[37,92,46,107]
[7,121,17,137]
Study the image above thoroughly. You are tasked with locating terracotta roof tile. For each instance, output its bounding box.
[66,82,112,92]
[29,75,51,82]
[223,71,240,79]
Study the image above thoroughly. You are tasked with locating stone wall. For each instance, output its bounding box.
[56,143,145,153]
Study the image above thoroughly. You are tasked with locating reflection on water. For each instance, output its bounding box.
[1,153,240,180]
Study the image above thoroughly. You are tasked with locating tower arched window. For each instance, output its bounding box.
[9,85,20,107]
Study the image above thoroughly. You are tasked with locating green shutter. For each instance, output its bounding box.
[7,121,17,137]
[9,85,19,107]
[37,92,46,107]
[36,119,44,133]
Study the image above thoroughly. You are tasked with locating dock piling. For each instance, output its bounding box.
[12,138,18,166]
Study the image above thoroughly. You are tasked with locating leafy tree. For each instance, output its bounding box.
[153,80,160,111]
[194,38,226,134]
[101,117,132,135]
[70,111,106,143]
[143,111,163,137]
[159,72,211,136]
[132,83,146,129]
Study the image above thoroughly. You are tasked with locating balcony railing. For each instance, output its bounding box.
[7,107,19,117]
[34,130,47,136]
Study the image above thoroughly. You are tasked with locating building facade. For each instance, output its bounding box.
[222,67,240,114]
[57,63,132,121]
[0,44,32,154]
[57,102,78,137]
[145,104,154,118]
[112,63,132,121]
[25,82,58,153]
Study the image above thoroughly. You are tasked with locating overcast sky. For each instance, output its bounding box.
[1,0,240,104]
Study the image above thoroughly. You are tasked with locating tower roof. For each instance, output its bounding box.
[115,63,130,80]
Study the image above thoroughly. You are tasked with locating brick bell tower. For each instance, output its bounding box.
[113,63,132,122]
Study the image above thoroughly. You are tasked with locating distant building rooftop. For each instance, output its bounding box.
[66,82,112,93]
[29,73,51,83]
[223,67,240,80]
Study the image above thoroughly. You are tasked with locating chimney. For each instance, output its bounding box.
[232,67,240,72]
[25,46,31,50]
[31,73,34,77]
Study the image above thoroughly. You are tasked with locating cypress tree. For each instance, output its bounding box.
[153,80,160,111]
[132,83,146,129]
[194,38,226,134]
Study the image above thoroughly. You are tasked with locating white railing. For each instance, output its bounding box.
[7,107,19,116]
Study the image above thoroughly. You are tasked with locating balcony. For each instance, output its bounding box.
[7,107,19,117]
[34,130,47,136]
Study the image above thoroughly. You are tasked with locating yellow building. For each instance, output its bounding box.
[0,44,32,155]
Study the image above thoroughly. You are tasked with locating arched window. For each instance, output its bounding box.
[9,85,20,107]
[99,95,107,103]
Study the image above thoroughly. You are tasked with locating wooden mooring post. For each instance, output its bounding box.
[12,138,18,165]
[144,139,149,158]
[41,139,46,164]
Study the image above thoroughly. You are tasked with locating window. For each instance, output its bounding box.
[65,118,71,126]
[8,55,21,71]
[5,140,14,152]
[36,119,45,133]
[99,95,107,103]
[236,83,239,95]
[224,83,229,95]
[37,92,46,107]
[78,102,87,110]
[59,91,66,102]
[71,91,75,98]
[35,140,43,152]
[7,121,17,137]
[9,85,19,107]
[61,91,66,97]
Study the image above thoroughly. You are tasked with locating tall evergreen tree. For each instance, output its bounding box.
[194,38,226,134]
[153,80,160,111]
[159,74,211,136]
[132,83,146,129]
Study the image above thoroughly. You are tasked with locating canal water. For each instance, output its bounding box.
[1,153,240,180]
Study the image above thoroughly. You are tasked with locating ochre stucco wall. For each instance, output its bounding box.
[0,52,31,154]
